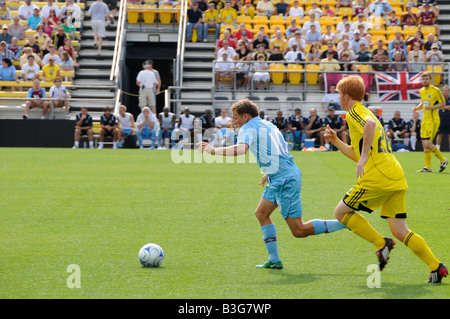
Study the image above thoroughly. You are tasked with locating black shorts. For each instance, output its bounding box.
[103,128,114,136]
[104,0,118,10]
[437,123,450,134]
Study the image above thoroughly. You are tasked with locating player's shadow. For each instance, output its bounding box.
[356,282,445,298]
[262,270,366,286]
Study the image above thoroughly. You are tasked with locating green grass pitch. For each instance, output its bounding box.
[1,148,449,299]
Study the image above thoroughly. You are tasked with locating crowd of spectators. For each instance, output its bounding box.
[179,0,444,90]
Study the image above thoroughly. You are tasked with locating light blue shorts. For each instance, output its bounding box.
[262,174,302,219]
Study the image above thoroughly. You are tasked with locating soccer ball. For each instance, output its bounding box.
[138,243,164,267]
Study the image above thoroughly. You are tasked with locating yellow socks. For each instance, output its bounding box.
[403,231,440,271]
[341,212,386,250]
[424,150,432,169]
[432,147,446,163]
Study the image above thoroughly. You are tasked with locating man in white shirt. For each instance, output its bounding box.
[21,55,40,81]
[215,108,233,146]
[288,0,304,18]
[176,107,196,148]
[49,77,69,117]
[136,60,159,113]
[214,51,235,90]
[18,0,37,20]
[302,13,320,34]
[41,0,60,18]
[42,45,61,65]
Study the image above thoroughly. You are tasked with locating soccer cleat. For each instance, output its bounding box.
[416,167,432,173]
[256,260,283,269]
[376,237,396,271]
[427,263,448,283]
[439,159,448,173]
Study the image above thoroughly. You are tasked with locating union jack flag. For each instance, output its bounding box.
[376,72,424,101]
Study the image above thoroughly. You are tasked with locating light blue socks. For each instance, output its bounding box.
[261,224,280,263]
[311,219,346,235]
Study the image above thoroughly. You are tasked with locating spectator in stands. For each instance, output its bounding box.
[73,107,94,148]
[423,33,441,51]
[272,111,289,140]
[157,106,175,149]
[287,30,305,52]
[389,51,408,71]
[240,0,255,18]
[24,35,40,56]
[20,47,42,68]
[406,111,422,151]
[425,43,445,63]
[318,51,340,90]
[217,39,237,60]
[388,31,407,52]
[386,10,400,26]
[406,30,425,50]
[235,54,252,89]
[136,60,158,113]
[59,51,73,83]
[60,0,83,29]
[287,108,305,147]
[236,39,251,60]
[214,108,232,145]
[234,23,253,41]
[252,43,268,61]
[117,104,136,147]
[41,17,53,37]
[387,111,410,146]
[321,84,341,113]
[304,107,324,147]
[250,31,268,52]
[407,42,425,62]
[302,13,320,35]
[220,0,238,30]
[319,41,338,60]
[18,0,37,21]
[176,107,195,147]
[217,30,236,49]
[436,85,450,151]
[388,40,407,61]
[351,13,371,33]
[339,51,354,71]
[269,30,287,54]
[9,16,26,41]
[371,48,390,71]
[307,43,321,63]
[321,24,336,46]
[27,7,42,30]
[268,45,284,62]
[284,44,304,62]
[355,42,372,65]
[88,0,111,54]
[0,2,11,20]
[322,106,348,150]
[0,41,15,63]
[372,39,389,56]
[43,44,61,65]
[61,16,76,39]
[136,106,157,149]
[49,77,69,118]
[0,58,20,91]
[336,0,352,10]
[7,38,20,60]
[47,9,61,34]
[214,51,235,90]
[350,30,368,53]
[23,79,50,120]
[419,4,439,37]
[323,4,335,17]
[42,0,61,18]
[419,1,440,15]
[337,39,355,61]
[369,0,392,18]
[21,55,41,81]
[98,106,119,149]
[53,27,69,50]
[41,56,61,82]
[402,5,418,26]
[408,53,426,73]
[288,0,303,19]
[338,22,354,42]
[308,2,323,18]
[304,24,322,46]
[104,0,118,25]
[0,24,12,44]
[274,0,289,17]
[285,18,301,39]
[35,25,52,56]
[58,37,79,68]
[336,15,349,34]
[204,3,220,42]
[256,0,274,16]
[252,54,270,90]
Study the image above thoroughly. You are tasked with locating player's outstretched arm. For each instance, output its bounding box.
[324,125,357,162]
[197,142,249,156]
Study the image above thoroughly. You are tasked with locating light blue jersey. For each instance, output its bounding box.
[237,116,299,181]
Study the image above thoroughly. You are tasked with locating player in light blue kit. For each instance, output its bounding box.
[197,99,346,269]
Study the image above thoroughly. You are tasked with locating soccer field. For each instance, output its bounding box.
[1,148,449,299]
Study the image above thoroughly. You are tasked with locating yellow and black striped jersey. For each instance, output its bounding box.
[347,102,408,191]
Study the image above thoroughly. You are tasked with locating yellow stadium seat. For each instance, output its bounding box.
[270,15,285,26]
[421,26,436,37]
[158,5,174,24]
[253,24,269,35]
[403,26,418,37]
[357,64,370,73]
[253,15,269,26]
[371,35,387,45]
[306,64,319,85]
[287,64,303,85]
[319,16,335,26]
[427,65,442,86]
[338,7,353,17]
[92,122,102,135]
[127,5,140,24]
[269,64,285,85]
[237,15,252,25]
[387,25,402,37]
[142,5,157,24]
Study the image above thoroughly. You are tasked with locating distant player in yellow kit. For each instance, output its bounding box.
[413,72,448,173]
[325,76,447,283]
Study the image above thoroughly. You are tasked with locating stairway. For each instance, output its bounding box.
[177,41,216,115]
[68,0,118,117]
[437,2,450,60]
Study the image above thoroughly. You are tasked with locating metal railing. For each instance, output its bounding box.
[173,0,188,116]
[111,0,127,116]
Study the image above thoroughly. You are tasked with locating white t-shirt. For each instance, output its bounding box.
[21,63,40,80]
[41,5,60,18]
[49,84,67,99]
[288,6,304,18]
[118,113,134,129]
[179,114,195,130]
[18,3,37,19]
[136,70,158,90]
[215,116,231,128]
[159,112,175,129]
[215,58,234,72]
